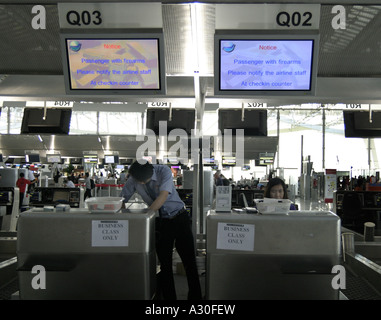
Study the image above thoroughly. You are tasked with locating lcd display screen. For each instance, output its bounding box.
[214,32,319,96]
[26,154,40,163]
[105,155,119,164]
[83,155,98,164]
[222,156,236,166]
[46,154,62,163]
[60,31,166,95]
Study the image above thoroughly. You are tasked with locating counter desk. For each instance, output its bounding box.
[206,210,341,300]
[17,208,156,300]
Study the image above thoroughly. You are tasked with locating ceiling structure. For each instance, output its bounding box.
[0,1,380,160]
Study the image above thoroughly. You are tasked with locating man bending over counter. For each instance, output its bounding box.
[120,160,202,300]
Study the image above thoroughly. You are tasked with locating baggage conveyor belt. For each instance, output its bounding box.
[0,275,18,300]
[0,257,17,300]
[341,266,381,300]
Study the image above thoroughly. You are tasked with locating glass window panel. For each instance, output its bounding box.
[202,111,218,136]
[325,110,368,175]
[278,109,323,172]
[0,106,24,134]
[10,107,24,134]
[0,106,8,133]
[70,111,97,134]
[99,112,142,135]
[370,138,381,175]
[267,109,278,137]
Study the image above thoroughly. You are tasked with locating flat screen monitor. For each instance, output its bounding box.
[26,154,40,163]
[165,158,178,165]
[344,111,381,138]
[259,152,274,165]
[60,30,166,95]
[222,156,236,166]
[146,108,196,136]
[214,31,319,96]
[46,154,61,163]
[53,190,70,203]
[21,108,72,134]
[5,157,14,164]
[83,154,98,164]
[218,108,267,136]
[105,155,119,164]
[70,158,82,164]
[203,157,215,166]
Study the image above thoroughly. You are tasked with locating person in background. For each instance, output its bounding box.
[27,167,38,192]
[120,160,202,300]
[214,170,224,186]
[84,172,92,200]
[16,172,32,209]
[63,178,75,188]
[97,171,106,196]
[119,170,127,185]
[354,177,364,191]
[264,177,297,210]
[99,172,105,184]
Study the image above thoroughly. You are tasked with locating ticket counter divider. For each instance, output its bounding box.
[0,187,20,232]
[206,210,341,300]
[17,208,156,300]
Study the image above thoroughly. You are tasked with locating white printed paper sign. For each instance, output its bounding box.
[216,222,255,251]
[92,220,129,247]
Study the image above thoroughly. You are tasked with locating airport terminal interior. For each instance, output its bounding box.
[0,1,381,300]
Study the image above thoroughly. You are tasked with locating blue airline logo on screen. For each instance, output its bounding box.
[222,42,235,53]
[69,40,81,52]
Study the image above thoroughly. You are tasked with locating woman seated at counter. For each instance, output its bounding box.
[264,177,297,210]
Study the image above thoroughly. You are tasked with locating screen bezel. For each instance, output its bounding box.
[104,155,119,164]
[222,156,236,166]
[83,154,98,164]
[26,154,40,163]
[46,154,62,164]
[214,30,319,96]
[60,29,166,95]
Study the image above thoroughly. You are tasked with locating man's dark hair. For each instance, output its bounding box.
[129,160,154,182]
[20,172,24,178]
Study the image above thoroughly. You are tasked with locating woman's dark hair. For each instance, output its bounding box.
[128,160,154,182]
[264,177,288,199]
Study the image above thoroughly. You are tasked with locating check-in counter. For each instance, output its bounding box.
[17,208,156,300]
[206,210,341,300]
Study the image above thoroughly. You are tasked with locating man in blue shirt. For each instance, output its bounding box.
[120,160,202,300]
